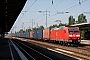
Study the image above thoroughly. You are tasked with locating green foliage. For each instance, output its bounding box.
[75,21,79,24]
[49,23,67,29]
[77,13,87,23]
[68,13,87,25]
[18,29,24,33]
[32,27,37,31]
[59,23,67,26]
[32,26,44,31]
[38,26,44,30]
[80,30,84,39]
[26,29,32,32]
[68,16,75,25]
[49,24,58,29]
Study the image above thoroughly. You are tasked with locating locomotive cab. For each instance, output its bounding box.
[68,27,81,44]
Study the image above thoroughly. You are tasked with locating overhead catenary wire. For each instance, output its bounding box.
[13,0,37,29]
[12,0,88,32]
[19,0,37,20]
[37,0,65,27]
[45,0,75,19]
[48,0,87,18]
[79,4,85,13]
[63,0,87,11]
[47,0,88,26]
[36,0,75,27]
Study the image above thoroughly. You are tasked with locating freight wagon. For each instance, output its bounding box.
[43,28,50,40]
[33,30,37,39]
[33,30,43,40]
[30,31,33,39]
[37,30,43,40]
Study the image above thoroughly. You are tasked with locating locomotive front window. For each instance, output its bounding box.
[68,29,79,32]
[68,29,73,32]
[74,29,79,32]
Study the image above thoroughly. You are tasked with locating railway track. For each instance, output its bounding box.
[12,39,53,60]
[10,37,90,60]
[21,38,90,60]
[77,44,90,52]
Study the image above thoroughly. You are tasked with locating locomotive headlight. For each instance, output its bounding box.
[76,35,80,37]
[69,35,72,37]
[69,40,72,42]
[78,38,80,39]
[78,40,81,42]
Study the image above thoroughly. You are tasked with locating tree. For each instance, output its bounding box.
[32,25,44,31]
[38,26,44,30]
[26,29,32,32]
[32,27,37,31]
[68,16,75,25]
[59,23,67,27]
[18,29,24,33]
[49,24,58,29]
[75,21,78,24]
[78,13,87,23]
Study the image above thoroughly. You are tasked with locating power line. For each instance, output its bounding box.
[14,0,37,28]
[63,0,87,11]
[32,0,65,27]
[79,4,84,13]
[48,0,87,18]
[55,0,65,7]
[26,0,37,12]
[38,10,50,28]
[20,0,37,19]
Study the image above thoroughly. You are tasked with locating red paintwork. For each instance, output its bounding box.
[50,27,80,42]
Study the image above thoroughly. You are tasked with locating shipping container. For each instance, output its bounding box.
[33,30,37,39]
[37,30,43,39]
[30,31,33,38]
[43,28,50,40]
[25,32,30,38]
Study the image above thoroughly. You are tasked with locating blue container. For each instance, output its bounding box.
[33,30,37,39]
[23,33,26,38]
[23,32,26,38]
[37,30,43,39]
[20,33,22,37]
[25,32,30,38]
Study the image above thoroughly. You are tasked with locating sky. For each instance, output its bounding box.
[10,0,90,33]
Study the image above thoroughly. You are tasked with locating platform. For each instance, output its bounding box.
[81,40,90,45]
[0,38,12,60]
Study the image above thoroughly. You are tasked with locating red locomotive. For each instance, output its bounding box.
[50,26,80,45]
